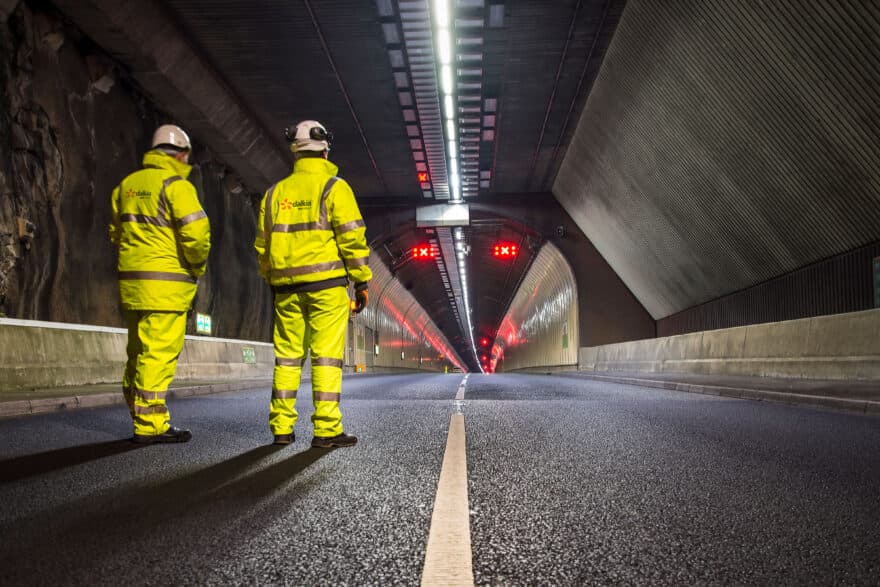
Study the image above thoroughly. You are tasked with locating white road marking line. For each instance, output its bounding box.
[455,375,467,401]
[421,413,474,586]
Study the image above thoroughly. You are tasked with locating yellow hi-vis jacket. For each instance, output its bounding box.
[255,157,372,292]
[110,150,211,311]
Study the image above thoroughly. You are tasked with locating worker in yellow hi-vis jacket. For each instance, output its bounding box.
[110,124,211,444]
[255,120,372,448]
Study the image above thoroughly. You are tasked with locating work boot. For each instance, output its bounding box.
[273,432,295,445]
[311,432,358,448]
[132,426,192,444]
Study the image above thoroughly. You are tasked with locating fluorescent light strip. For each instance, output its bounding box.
[432,0,478,369]
[433,0,450,28]
[441,65,453,94]
[438,30,452,64]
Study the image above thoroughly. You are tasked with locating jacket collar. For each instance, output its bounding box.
[142,150,193,179]
[293,156,339,176]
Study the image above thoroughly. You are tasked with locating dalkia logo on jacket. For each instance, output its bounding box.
[280,199,311,210]
[125,188,152,199]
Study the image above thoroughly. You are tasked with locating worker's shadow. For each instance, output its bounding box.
[0,439,146,483]
[0,442,332,577]
[152,443,329,505]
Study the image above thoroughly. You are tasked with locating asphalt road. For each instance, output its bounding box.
[0,373,878,586]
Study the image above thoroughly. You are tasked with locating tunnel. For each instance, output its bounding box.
[1,1,879,585]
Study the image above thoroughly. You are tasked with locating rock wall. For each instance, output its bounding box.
[0,1,273,340]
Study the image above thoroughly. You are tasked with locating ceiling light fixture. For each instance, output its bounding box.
[438,30,452,64]
[433,0,450,27]
[440,65,453,94]
[430,0,481,371]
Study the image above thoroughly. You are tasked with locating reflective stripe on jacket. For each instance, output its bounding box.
[255,157,372,290]
[110,150,211,310]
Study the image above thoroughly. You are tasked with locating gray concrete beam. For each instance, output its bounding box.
[0,318,275,393]
[51,0,289,192]
[578,308,880,381]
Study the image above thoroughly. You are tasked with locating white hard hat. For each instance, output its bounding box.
[151,124,192,151]
[285,120,332,153]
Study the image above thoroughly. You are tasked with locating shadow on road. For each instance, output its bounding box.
[0,439,146,483]
[0,442,333,583]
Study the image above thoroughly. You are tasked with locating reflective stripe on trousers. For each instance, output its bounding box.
[123,310,186,436]
[269,286,349,437]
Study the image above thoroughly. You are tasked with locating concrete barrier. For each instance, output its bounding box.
[579,309,880,381]
[0,318,276,393]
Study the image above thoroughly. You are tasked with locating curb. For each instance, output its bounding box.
[0,380,273,419]
[561,373,880,415]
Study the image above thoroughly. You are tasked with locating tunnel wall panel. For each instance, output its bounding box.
[353,255,464,373]
[493,242,578,372]
[554,0,880,320]
[658,241,880,336]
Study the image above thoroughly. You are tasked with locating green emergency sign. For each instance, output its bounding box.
[196,313,212,335]
[242,346,256,364]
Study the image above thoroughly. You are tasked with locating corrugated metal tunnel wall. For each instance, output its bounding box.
[492,242,578,372]
[351,253,465,373]
[553,0,880,327]
[658,240,880,336]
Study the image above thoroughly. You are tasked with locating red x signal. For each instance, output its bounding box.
[412,245,436,259]
[493,243,518,258]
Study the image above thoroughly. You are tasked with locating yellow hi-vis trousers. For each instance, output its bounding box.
[270,286,348,438]
[122,310,187,436]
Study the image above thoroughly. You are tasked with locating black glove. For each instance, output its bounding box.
[353,287,368,314]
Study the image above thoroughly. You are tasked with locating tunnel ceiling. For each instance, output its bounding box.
[51,0,625,370]
[154,0,624,200]
[40,0,880,368]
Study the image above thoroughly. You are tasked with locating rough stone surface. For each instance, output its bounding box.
[0,0,18,24]
[0,3,272,339]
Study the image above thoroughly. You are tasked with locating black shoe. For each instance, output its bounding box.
[132,426,192,444]
[311,433,357,448]
[273,432,295,445]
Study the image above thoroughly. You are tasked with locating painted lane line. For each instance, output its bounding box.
[421,413,474,586]
[455,375,467,401]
